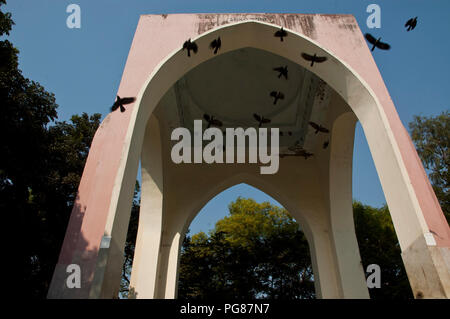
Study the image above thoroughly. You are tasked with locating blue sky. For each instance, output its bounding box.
[4,1,449,235]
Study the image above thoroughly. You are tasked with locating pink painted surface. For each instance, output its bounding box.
[53,14,449,297]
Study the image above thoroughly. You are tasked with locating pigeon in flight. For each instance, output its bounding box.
[309,121,329,134]
[253,113,271,127]
[301,53,328,67]
[273,66,288,80]
[364,33,391,51]
[405,17,417,31]
[274,27,288,42]
[210,37,221,54]
[183,39,198,57]
[270,91,285,105]
[111,96,136,113]
[281,147,314,159]
[203,114,223,129]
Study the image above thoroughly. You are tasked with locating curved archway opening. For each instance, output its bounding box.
[179,183,316,299]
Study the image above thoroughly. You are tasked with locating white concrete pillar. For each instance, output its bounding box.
[129,116,164,298]
[328,112,369,298]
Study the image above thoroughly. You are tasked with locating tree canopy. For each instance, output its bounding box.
[409,111,449,223]
[178,198,315,299]
[175,198,413,299]
[1,1,102,297]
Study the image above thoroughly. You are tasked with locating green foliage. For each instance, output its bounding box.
[176,198,413,299]
[178,197,315,299]
[0,1,14,37]
[119,181,141,298]
[353,201,413,299]
[409,111,449,223]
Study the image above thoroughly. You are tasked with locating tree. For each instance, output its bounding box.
[353,201,413,299]
[409,111,449,223]
[178,197,315,299]
[175,198,413,299]
[119,181,141,298]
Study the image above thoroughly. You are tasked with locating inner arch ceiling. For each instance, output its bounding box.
[155,47,335,153]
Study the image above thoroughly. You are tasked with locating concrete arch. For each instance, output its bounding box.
[48,15,449,299]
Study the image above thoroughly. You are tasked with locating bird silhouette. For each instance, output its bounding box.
[405,17,417,31]
[183,39,198,57]
[309,121,329,134]
[364,33,391,51]
[253,113,271,127]
[323,140,329,149]
[299,151,314,159]
[203,114,223,128]
[270,91,285,105]
[282,145,314,159]
[210,37,221,54]
[111,96,136,113]
[273,66,288,80]
[301,53,328,67]
[274,27,288,42]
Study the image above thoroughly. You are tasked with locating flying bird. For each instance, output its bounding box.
[281,146,314,159]
[273,66,288,80]
[299,151,314,159]
[364,33,391,51]
[210,37,221,54]
[270,91,285,105]
[309,121,329,134]
[183,39,198,57]
[301,53,327,67]
[111,96,136,113]
[274,27,288,42]
[405,17,417,31]
[253,113,271,127]
[323,140,330,149]
[203,114,223,128]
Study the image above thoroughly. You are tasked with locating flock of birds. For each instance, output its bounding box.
[109,16,419,160]
[365,16,418,51]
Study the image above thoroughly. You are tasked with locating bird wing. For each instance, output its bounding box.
[364,33,377,44]
[192,42,198,53]
[315,56,327,63]
[212,119,223,127]
[273,66,284,72]
[377,41,391,50]
[301,53,313,61]
[270,91,277,98]
[309,121,319,130]
[121,97,136,105]
[209,39,217,49]
[405,18,413,27]
[253,113,261,122]
[182,41,189,49]
[203,114,211,122]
